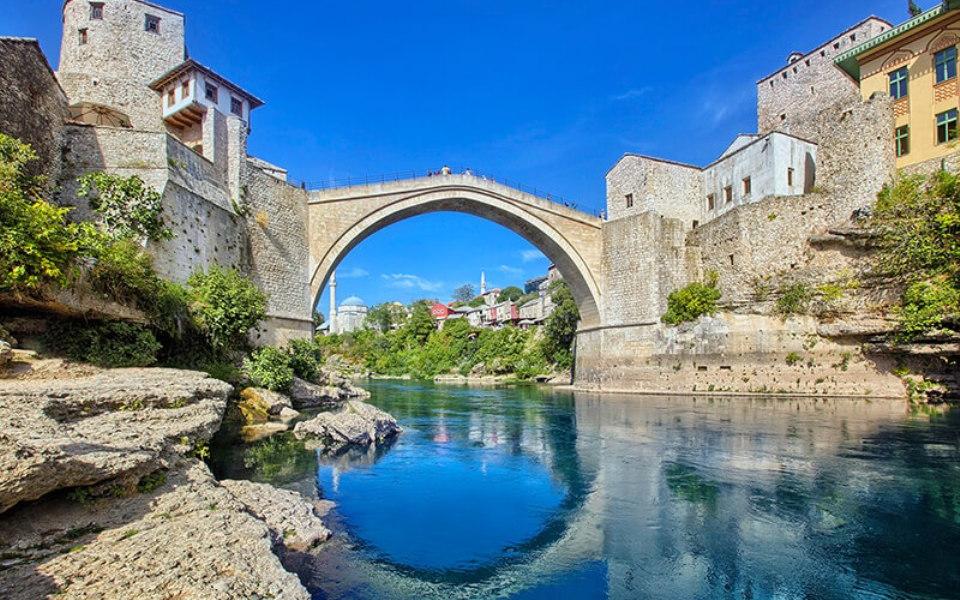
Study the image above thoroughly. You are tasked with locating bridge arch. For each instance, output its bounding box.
[308,176,603,327]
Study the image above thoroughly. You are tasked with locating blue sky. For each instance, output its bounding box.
[3,0,914,312]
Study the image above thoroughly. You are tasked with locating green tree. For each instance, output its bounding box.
[909,1,923,17]
[77,171,170,242]
[403,301,436,345]
[312,309,325,328]
[541,281,580,369]
[187,266,267,352]
[366,302,408,332]
[453,284,476,303]
[498,286,524,302]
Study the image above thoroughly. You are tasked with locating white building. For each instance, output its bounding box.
[336,296,368,334]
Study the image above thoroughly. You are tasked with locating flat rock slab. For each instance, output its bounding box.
[220,479,331,552]
[293,400,401,451]
[0,368,233,513]
[0,460,309,600]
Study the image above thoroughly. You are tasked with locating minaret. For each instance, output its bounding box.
[329,271,338,334]
[480,271,487,295]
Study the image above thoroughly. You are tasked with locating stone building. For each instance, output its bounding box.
[335,297,368,334]
[757,16,892,141]
[836,1,960,169]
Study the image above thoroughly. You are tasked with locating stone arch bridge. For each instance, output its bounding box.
[307,174,605,327]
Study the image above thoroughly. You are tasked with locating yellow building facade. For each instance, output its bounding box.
[837,2,960,168]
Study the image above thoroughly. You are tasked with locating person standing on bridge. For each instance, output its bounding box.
[441,165,452,175]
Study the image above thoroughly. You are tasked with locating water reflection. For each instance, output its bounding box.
[213,382,960,600]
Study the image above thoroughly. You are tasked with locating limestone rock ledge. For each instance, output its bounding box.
[0,368,233,514]
[289,375,369,410]
[293,400,401,451]
[0,460,310,600]
[220,479,332,552]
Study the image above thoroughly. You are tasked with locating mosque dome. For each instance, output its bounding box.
[340,296,367,309]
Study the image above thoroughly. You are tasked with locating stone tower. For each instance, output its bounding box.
[480,271,487,295]
[58,0,186,131]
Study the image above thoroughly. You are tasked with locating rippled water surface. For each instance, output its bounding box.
[212,381,960,600]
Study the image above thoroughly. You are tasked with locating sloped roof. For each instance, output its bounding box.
[149,58,264,108]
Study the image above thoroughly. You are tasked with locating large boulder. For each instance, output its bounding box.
[238,387,294,425]
[0,368,232,513]
[0,341,11,368]
[288,373,370,410]
[220,479,331,552]
[293,400,400,451]
[0,460,310,600]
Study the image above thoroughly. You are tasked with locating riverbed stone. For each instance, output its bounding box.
[220,479,331,552]
[0,368,232,513]
[293,400,401,450]
[0,460,310,599]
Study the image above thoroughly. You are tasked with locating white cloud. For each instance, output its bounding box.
[612,87,652,101]
[381,273,443,292]
[520,249,546,263]
[338,267,369,279]
[499,265,523,276]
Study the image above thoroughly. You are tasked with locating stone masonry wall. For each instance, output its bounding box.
[0,39,70,184]
[757,17,891,142]
[606,155,703,228]
[243,166,313,346]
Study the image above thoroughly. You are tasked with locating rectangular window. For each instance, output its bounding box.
[936,47,957,83]
[707,194,715,211]
[205,83,218,103]
[787,167,795,187]
[230,97,243,116]
[78,28,88,45]
[895,125,910,157]
[742,176,752,196]
[145,14,161,34]
[936,108,959,144]
[624,193,633,208]
[167,89,175,107]
[181,80,190,97]
[888,67,908,99]
[89,2,104,19]
[723,185,733,204]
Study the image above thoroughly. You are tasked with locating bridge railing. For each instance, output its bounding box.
[299,167,606,218]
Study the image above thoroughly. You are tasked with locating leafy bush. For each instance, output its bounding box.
[187,266,266,352]
[776,283,812,316]
[497,286,524,302]
[286,338,323,381]
[896,278,960,341]
[77,172,171,241]
[785,352,802,366]
[243,346,294,392]
[46,321,161,367]
[662,272,721,326]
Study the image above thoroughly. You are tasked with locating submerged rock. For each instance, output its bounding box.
[220,479,331,552]
[0,368,232,513]
[0,460,310,600]
[293,400,401,451]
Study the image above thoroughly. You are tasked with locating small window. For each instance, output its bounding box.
[888,67,909,99]
[167,89,175,107]
[230,97,243,116]
[624,193,633,209]
[895,125,910,157]
[782,72,788,80]
[723,185,733,204]
[89,2,104,20]
[742,176,752,196]
[833,42,840,50]
[805,59,811,67]
[78,28,88,45]
[851,34,857,42]
[821,50,826,57]
[692,220,699,229]
[181,80,190,97]
[205,83,218,103]
[780,113,787,122]
[935,47,957,83]
[936,108,958,144]
[145,14,161,34]
[707,194,715,211]
[787,167,795,187]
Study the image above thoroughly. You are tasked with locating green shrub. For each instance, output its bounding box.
[540,280,580,369]
[243,347,294,392]
[776,283,812,316]
[77,171,170,242]
[286,338,323,381]
[785,352,802,366]
[187,266,266,352]
[662,272,721,326]
[46,321,161,368]
[896,278,960,341]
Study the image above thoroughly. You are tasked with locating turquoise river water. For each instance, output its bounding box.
[210,381,960,600]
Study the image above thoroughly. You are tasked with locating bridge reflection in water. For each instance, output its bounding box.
[216,383,960,600]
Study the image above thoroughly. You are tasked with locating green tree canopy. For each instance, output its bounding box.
[453,284,476,303]
[498,286,524,302]
[540,280,580,369]
[403,301,437,345]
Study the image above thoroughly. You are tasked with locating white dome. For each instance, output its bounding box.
[340,296,366,308]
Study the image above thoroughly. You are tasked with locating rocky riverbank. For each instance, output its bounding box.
[0,353,394,599]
